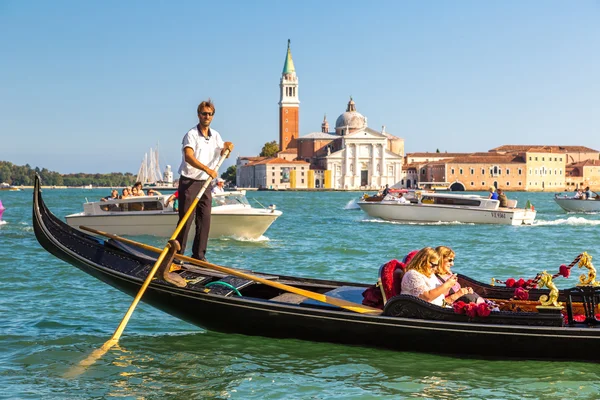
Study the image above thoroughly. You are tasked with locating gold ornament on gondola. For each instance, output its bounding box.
[577,252,600,286]
[537,271,562,308]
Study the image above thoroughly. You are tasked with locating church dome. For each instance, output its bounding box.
[335,97,366,134]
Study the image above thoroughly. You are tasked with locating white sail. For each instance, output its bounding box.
[136,144,172,186]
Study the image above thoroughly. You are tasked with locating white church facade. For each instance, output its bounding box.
[237,41,405,190]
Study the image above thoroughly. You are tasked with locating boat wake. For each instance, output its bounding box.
[533,217,600,226]
[344,199,361,210]
[217,235,270,242]
[0,220,6,226]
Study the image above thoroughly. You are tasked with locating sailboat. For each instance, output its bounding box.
[136,145,175,190]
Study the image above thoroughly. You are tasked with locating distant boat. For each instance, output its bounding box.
[136,144,175,189]
[0,182,20,191]
[65,190,282,240]
[554,193,600,213]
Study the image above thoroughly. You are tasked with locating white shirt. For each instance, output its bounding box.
[178,125,225,180]
[212,185,225,195]
[401,269,445,306]
[396,196,409,203]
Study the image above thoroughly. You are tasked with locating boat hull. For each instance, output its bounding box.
[66,210,281,239]
[554,196,600,213]
[358,201,536,225]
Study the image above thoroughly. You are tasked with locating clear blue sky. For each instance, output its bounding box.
[1,1,598,175]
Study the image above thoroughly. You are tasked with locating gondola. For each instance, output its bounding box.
[32,174,600,362]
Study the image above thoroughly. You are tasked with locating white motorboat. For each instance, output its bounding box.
[554,193,600,213]
[0,183,20,191]
[357,191,536,225]
[65,191,282,239]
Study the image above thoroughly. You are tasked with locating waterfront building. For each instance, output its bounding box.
[237,40,404,190]
[565,159,600,191]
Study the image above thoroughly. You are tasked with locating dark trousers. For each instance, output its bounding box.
[175,176,212,260]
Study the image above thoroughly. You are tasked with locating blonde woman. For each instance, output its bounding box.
[400,247,458,306]
[435,246,479,304]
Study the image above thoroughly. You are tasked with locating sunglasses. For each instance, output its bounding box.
[430,262,439,267]
[200,112,214,117]
[448,258,455,263]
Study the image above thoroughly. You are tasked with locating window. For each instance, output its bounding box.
[272,172,275,176]
[529,169,532,175]
[459,168,463,175]
[301,179,304,183]
[560,169,563,175]
[542,157,545,161]
[481,168,485,174]
[272,179,275,183]
[451,168,455,174]
[470,181,474,186]
[518,182,522,186]
[481,181,485,186]
[301,172,304,176]
[470,168,474,175]
[506,169,510,175]
[506,182,510,186]
[529,157,532,161]
[518,169,522,175]
[535,157,538,161]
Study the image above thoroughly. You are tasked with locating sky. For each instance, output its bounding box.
[1,0,599,175]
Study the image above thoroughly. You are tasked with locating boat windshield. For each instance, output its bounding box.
[212,193,250,207]
[99,199,165,212]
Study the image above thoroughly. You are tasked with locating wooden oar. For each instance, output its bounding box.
[67,149,230,377]
[78,226,383,315]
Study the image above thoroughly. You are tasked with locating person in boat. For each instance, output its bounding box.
[212,178,226,195]
[382,184,390,196]
[396,192,409,203]
[147,188,162,196]
[488,186,498,200]
[497,188,508,207]
[584,187,593,200]
[176,99,234,262]
[132,182,145,196]
[164,191,179,211]
[400,247,458,307]
[435,246,482,305]
[101,189,119,202]
[121,188,131,198]
[574,188,583,199]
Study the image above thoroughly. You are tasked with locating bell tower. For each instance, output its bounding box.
[278,39,300,152]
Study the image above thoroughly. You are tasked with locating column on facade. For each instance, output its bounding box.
[354,143,359,187]
[371,143,376,186]
[381,143,386,180]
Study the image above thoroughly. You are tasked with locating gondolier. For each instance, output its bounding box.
[176,99,234,261]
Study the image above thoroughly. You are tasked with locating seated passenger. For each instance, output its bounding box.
[400,247,458,307]
[497,188,508,207]
[164,191,179,211]
[574,189,583,199]
[121,188,131,198]
[488,186,499,200]
[212,178,226,195]
[584,186,593,200]
[133,181,145,196]
[396,192,409,203]
[101,189,119,202]
[147,188,162,196]
[435,246,483,305]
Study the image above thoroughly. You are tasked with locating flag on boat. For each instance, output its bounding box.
[525,200,534,211]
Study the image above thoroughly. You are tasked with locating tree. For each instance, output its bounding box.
[436,148,440,153]
[221,165,236,185]
[259,141,279,157]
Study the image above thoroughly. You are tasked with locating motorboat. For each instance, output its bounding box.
[65,190,282,240]
[0,182,20,191]
[554,193,600,213]
[358,191,536,225]
[32,174,600,362]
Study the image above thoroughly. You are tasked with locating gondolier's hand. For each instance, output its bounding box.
[221,142,234,157]
[206,168,218,179]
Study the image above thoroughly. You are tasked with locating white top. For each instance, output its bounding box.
[178,125,225,180]
[396,196,409,203]
[401,269,445,306]
[212,185,225,195]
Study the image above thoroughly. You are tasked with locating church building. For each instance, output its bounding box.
[237,41,405,190]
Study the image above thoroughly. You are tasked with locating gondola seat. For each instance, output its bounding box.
[383,294,564,326]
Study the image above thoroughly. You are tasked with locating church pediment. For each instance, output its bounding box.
[344,128,388,142]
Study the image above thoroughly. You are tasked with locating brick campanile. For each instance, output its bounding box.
[278,39,300,152]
